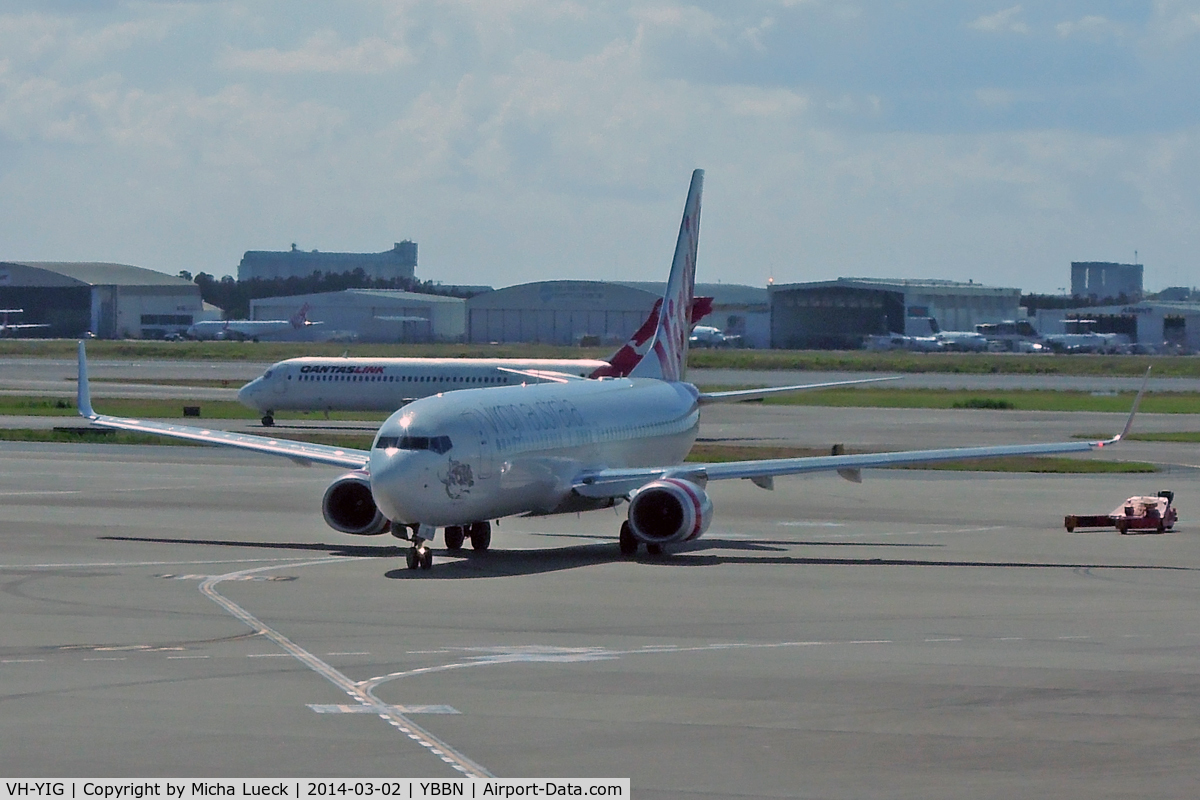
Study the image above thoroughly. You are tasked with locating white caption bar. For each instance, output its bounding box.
[1,781,629,800]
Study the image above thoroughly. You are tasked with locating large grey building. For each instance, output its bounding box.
[769,277,1022,349]
[466,281,661,345]
[251,289,464,343]
[0,261,203,339]
[238,241,418,282]
[1071,262,1143,300]
[1034,300,1200,351]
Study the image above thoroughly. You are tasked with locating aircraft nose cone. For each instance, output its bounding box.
[369,448,428,523]
[237,378,262,408]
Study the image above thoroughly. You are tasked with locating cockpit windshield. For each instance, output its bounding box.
[263,370,273,379]
[374,434,452,454]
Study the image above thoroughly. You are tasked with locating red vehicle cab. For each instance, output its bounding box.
[1065,491,1177,534]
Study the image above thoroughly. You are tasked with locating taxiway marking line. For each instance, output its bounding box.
[198,559,492,779]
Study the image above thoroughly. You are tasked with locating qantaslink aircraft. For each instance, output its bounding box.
[236,295,714,427]
[75,170,1143,570]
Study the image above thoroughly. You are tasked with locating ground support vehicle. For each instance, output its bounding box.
[1064,491,1177,534]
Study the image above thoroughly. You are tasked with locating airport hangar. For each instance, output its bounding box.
[769,277,1022,349]
[465,280,660,345]
[0,261,209,339]
[250,288,466,343]
[1034,300,1200,350]
[617,282,770,348]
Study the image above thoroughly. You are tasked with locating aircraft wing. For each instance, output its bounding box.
[697,376,901,404]
[76,343,369,470]
[574,372,1147,499]
[497,367,589,384]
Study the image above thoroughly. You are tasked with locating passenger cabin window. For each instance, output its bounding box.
[374,435,453,454]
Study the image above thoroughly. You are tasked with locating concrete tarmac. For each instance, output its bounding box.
[2,441,1200,796]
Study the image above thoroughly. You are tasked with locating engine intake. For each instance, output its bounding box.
[322,472,388,535]
[627,478,712,544]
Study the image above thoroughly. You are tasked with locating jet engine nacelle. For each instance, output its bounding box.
[322,471,388,535]
[627,478,713,545]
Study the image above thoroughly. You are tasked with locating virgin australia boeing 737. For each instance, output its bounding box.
[236,296,715,426]
[76,170,1143,570]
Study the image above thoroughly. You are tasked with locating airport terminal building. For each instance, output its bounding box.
[769,277,1022,349]
[0,261,204,339]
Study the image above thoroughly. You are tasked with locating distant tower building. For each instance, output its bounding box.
[238,241,417,282]
[1070,262,1142,300]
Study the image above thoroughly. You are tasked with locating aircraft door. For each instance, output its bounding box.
[271,365,291,396]
[462,411,495,481]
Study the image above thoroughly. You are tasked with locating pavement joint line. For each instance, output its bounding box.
[198,557,494,779]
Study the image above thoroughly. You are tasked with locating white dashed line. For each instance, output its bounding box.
[924,638,963,642]
[1,659,46,663]
[167,655,210,660]
[83,657,127,661]
[327,652,371,656]
[247,653,291,658]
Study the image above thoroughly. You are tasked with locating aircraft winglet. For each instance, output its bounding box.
[1111,365,1150,444]
[77,341,95,419]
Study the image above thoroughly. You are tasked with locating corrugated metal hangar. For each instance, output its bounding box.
[769,277,1021,349]
[0,261,203,339]
[251,289,465,343]
[1035,300,1200,351]
[619,282,769,348]
[466,281,660,344]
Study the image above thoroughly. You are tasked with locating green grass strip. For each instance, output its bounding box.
[0,427,374,450]
[701,387,1200,413]
[4,339,1200,377]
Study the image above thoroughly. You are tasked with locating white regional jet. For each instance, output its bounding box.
[76,170,1143,570]
[186,304,322,341]
[0,309,50,336]
[236,296,715,426]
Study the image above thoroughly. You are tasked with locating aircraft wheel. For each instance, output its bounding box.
[420,549,433,570]
[1157,519,1166,533]
[646,543,663,555]
[470,521,491,551]
[1117,520,1129,535]
[405,548,420,570]
[618,521,638,556]
[444,526,465,551]
[261,414,274,427]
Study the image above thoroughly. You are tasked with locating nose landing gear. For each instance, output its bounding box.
[393,522,435,571]
[261,413,274,427]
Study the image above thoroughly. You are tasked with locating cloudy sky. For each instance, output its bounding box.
[2,1,1198,292]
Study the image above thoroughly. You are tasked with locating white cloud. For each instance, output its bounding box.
[219,31,414,74]
[969,6,1030,35]
[1055,15,1123,41]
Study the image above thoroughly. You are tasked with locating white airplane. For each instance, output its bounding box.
[186,304,322,341]
[237,296,715,426]
[0,309,50,336]
[75,170,1144,571]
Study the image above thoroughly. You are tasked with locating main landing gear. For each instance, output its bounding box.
[442,522,491,553]
[261,413,274,427]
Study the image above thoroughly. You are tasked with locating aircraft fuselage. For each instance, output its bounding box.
[368,377,700,526]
